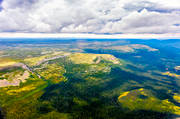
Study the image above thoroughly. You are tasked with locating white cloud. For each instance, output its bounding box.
[149,0,180,9]
[0,0,180,34]
[101,9,180,33]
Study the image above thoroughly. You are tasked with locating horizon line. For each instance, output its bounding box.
[0,33,180,39]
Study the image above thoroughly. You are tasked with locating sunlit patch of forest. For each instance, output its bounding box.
[0,38,180,119]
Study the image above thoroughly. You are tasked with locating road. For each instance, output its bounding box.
[36,54,69,66]
[18,54,70,78]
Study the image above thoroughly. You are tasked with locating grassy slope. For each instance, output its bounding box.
[0,53,180,119]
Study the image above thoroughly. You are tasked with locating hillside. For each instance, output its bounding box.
[0,38,180,119]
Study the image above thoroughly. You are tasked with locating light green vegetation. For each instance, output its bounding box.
[24,55,48,66]
[68,53,120,64]
[0,73,46,105]
[35,63,67,83]
[173,93,180,103]
[104,44,158,53]
[0,38,180,119]
[0,58,17,68]
[0,50,179,119]
[0,72,51,119]
[162,71,180,79]
[24,51,70,66]
[118,88,180,115]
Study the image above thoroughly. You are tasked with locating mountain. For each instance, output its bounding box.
[0,38,180,119]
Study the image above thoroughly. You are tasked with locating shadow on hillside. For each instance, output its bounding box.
[0,109,3,119]
[38,65,180,119]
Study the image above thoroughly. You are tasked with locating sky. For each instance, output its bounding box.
[0,0,180,35]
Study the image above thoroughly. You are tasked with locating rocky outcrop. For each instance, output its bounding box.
[0,79,20,87]
[0,71,30,87]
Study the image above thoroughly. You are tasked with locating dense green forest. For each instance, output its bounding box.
[0,38,180,119]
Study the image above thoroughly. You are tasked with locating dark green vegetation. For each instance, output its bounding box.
[0,38,180,119]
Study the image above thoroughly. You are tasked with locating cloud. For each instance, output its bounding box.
[0,0,179,34]
[101,9,180,33]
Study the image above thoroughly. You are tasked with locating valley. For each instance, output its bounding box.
[0,38,180,119]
